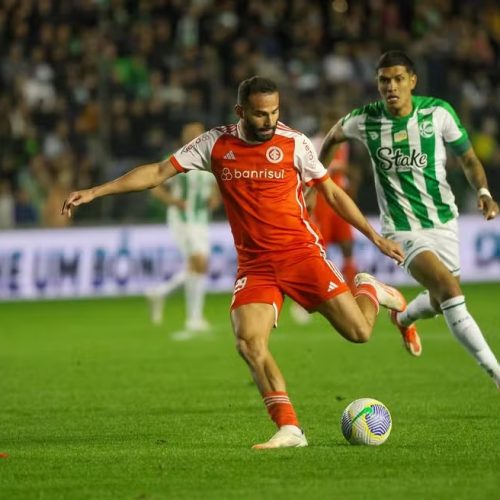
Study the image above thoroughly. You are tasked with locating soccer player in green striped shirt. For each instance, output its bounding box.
[320,50,500,389]
[146,122,220,337]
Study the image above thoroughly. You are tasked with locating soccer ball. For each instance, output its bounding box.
[340,398,392,446]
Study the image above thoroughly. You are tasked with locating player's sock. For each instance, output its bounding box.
[185,272,207,323]
[397,290,438,327]
[342,257,357,291]
[354,283,380,315]
[441,296,500,385]
[263,391,300,428]
[146,272,187,324]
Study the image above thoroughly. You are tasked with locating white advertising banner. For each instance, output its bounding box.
[0,224,238,301]
[0,216,498,301]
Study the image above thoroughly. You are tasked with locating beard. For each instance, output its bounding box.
[244,122,277,142]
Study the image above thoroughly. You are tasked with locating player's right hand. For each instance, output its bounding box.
[478,194,498,221]
[374,235,405,265]
[61,189,95,218]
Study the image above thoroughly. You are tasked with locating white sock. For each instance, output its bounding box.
[150,271,186,297]
[441,295,500,385]
[397,290,438,327]
[185,272,207,322]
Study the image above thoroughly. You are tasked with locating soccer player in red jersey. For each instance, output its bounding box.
[62,76,406,449]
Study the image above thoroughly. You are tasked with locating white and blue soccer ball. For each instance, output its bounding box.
[341,398,392,446]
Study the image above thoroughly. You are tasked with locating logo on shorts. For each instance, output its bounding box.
[327,281,337,292]
[266,146,284,164]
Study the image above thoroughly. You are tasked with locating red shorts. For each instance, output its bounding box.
[231,248,349,315]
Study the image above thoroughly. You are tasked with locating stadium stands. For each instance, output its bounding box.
[1,0,499,226]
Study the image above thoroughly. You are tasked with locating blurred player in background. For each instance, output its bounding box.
[146,122,220,337]
[320,50,500,389]
[62,76,408,449]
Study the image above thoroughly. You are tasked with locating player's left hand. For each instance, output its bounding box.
[478,195,498,221]
[61,189,96,218]
[374,236,404,265]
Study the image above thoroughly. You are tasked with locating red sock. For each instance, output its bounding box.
[354,283,379,315]
[263,391,299,428]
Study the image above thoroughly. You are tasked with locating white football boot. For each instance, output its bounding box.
[354,273,406,312]
[185,317,211,332]
[252,425,308,450]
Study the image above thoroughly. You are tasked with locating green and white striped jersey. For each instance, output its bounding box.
[341,96,471,232]
[166,170,215,225]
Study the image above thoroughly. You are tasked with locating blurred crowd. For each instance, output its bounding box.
[1,0,500,228]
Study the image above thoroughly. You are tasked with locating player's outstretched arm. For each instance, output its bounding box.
[458,147,498,220]
[62,159,178,217]
[315,178,404,264]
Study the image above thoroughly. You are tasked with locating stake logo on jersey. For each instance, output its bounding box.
[375,147,428,172]
[341,96,471,232]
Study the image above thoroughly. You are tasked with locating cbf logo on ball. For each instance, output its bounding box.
[266,146,284,164]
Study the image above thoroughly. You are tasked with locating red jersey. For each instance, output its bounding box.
[170,121,329,267]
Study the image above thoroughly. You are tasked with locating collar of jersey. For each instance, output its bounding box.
[382,96,418,123]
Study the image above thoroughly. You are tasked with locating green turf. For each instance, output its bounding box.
[1,283,499,499]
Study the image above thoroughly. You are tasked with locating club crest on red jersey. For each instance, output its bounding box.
[266,146,284,164]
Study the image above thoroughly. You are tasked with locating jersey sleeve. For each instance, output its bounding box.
[171,130,220,173]
[340,109,365,141]
[438,101,471,155]
[294,134,328,186]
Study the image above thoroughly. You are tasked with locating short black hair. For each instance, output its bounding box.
[376,50,416,74]
[237,76,278,106]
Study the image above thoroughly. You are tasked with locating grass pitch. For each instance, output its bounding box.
[1,283,499,499]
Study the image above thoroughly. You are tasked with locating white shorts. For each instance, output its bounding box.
[170,222,210,257]
[384,219,460,276]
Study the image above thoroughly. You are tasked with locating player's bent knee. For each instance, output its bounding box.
[235,337,267,366]
[346,325,371,344]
